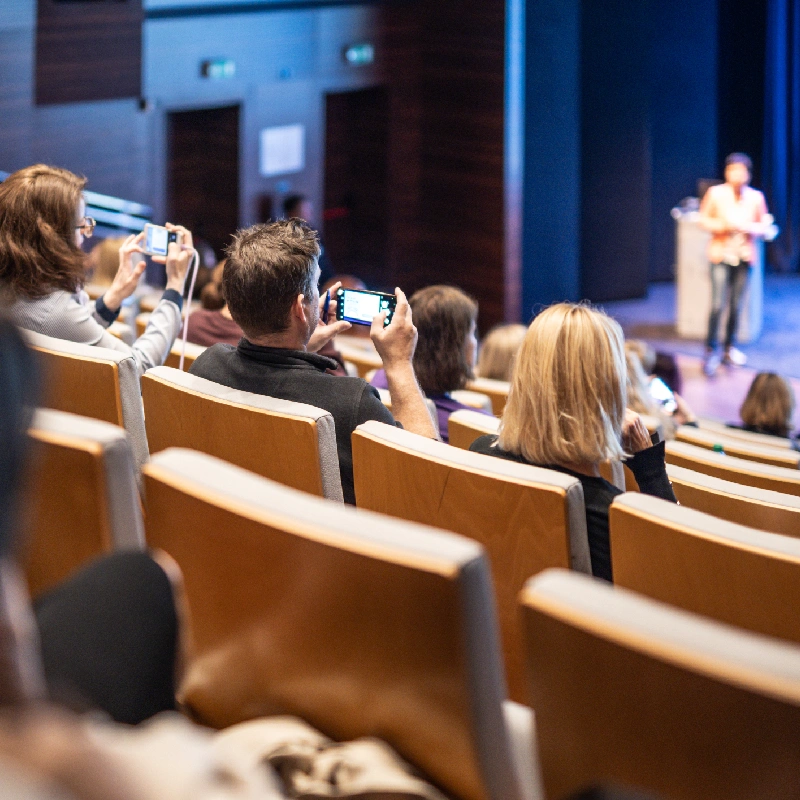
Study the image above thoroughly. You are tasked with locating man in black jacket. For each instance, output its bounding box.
[190,220,437,503]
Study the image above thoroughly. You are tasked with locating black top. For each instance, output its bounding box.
[469,436,677,582]
[189,340,397,504]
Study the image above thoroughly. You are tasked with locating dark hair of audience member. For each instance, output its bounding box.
[223,220,320,337]
[740,371,795,437]
[0,165,87,299]
[0,317,39,559]
[199,261,226,311]
[409,285,478,395]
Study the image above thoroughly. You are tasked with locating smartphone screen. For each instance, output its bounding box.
[337,289,395,326]
[649,376,677,415]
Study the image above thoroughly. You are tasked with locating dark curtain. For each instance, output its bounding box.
[763,0,800,272]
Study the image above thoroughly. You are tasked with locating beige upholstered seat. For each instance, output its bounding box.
[21,328,149,472]
[521,568,800,800]
[610,492,800,643]
[676,424,800,468]
[164,340,206,371]
[24,409,145,597]
[466,377,510,415]
[141,366,342,501]
[667,463,800,537]
[448,408,501,450]
[352,420,589,702]
[450,389,494,413]
[335,337,383,379]
[143,448,537,800]
[697,415,794,449]
[666,440,800,496]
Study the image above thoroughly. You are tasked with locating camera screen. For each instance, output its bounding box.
[146,226,169,257]
[341,290,392,324]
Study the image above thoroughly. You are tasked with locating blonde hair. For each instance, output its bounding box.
[740,372,795,437]
[85,237,126,286]
[477,323,526,381]
[499,303,627,464]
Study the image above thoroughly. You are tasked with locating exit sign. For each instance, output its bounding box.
[200,59,236,79]
[343,43,375,66]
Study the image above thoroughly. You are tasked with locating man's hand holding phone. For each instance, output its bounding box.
[370,287,417,368]
[307,281,352,353]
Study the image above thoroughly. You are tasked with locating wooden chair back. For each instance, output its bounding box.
[24,409,144,597]
[521,568,800,800]
[164,340,206,371]
[466,377,510,415]
[448,409,500,450]
[666,440,800,497]
[21,328,149,471]
[610,492,800,643]
[141,366,342,501]
[667,463,800,537]
[697,416,794,449]
[352,420,590,703]
[143,448,526,800]
[335,338,383,378]
[676,425,800,468]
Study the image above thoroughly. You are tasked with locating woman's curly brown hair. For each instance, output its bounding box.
[0,165,87,298]
[410,285,477,395]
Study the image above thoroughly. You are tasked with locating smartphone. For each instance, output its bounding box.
[142,223,180,257]
[649,376,678,415]
[336,288,396,327]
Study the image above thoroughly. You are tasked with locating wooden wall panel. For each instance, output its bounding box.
[36,0,143,105]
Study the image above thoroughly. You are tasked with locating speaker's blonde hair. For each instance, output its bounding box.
[499,303,627,465]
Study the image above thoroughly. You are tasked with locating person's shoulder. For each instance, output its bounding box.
[188,342,237,374]
[469,433,509,457]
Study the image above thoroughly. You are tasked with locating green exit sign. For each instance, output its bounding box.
[343,43,375,66]
[200,59,236,79]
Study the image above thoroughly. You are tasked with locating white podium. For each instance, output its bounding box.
[674,210,764,343]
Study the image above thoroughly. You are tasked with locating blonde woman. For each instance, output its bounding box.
[737,372,795,438]
[477,323,526,381]
[470,303,676,582]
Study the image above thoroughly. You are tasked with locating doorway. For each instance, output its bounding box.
[323,87,389,288]
[166,105,240,260]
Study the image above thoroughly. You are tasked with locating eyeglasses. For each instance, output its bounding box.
[75,217,96,238]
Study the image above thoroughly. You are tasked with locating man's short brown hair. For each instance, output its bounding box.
[223,220,320,338]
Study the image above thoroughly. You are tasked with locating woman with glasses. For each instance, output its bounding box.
[0,164,192,376]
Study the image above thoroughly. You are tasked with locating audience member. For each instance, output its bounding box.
[371,285,489,442]
[0,165,192,377]
[736,371,796,439]
[184,261,243,347]
[476,323,526,382]
[470,303,676,582]
[189,220,437,503]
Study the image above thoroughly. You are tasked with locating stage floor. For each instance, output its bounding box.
[603,275,800,428]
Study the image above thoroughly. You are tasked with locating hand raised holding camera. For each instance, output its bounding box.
[103,232,147,312]
[163,224,194,293]
[370,287,417,369]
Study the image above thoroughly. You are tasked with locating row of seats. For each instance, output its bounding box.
[26,408,800,800]
[23,325,800,798]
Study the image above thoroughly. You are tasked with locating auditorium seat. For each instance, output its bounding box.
[450,389,494,413]
[676,425,800,468]
[335,337,383,378]
[466,377,510,415]
[448,408,501,450]
[375,388,440,436]
[697,416,794,449]
[143,447,537,800]
[141,366,343,501]
[351,420,590,703]
[24,409,145,597]
[164,340,206,371]
[666,440,800,496]
[521,568,800,800]
[667,463,800,537]
[21,328,149,472]
[610,493,800,643]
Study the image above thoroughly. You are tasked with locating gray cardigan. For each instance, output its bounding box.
[11,288,182,378]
